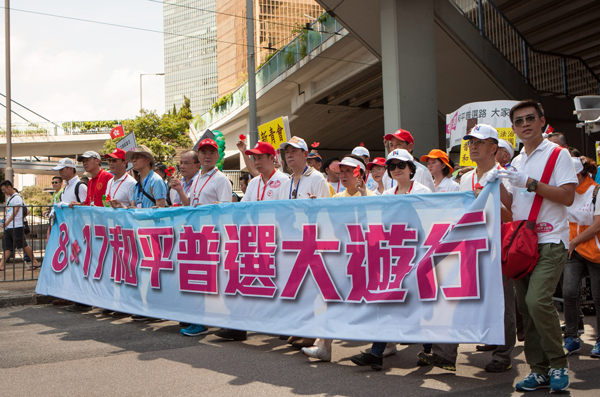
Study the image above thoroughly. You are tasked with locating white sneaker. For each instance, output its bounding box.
[301,346,331,362]
[383,343,398,357]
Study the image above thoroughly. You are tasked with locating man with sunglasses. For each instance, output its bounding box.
[103,148,136,208]
[169,150,201,206]
[419,124,516,373]
[381,129,435,191]
[497,100,577,393]
[277,136,330,349]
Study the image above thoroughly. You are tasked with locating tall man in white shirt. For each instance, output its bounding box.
[169,150,201,206]
[499,100,577,393]
[53,158,88,205]
[420,124,515,373]
[382,129,435,191]
[105,148,136,208]
[216,141,289,341]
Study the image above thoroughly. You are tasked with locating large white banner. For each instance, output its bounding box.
[37,182,505,344]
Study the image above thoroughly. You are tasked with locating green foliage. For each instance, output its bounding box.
[102,100,193,167]
[20,185,52,216]
[210,93,234,113]
[62,120,119,132]
[258,50,278,70]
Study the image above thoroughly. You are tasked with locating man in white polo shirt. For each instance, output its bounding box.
[169,150,201,206]
[105,148,136,208]
[382,129,435,191]
[190,139,232,206]
[53,158,87,205]
[498,100,577,393]
[215,141,289,342]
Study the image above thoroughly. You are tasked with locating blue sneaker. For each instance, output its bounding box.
[591,341,600,358]
[515,373,550,391]
[549,367,570,392]
[564,337,581,355]
[180,324,209,336]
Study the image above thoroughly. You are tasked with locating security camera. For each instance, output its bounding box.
[574,96,600,121]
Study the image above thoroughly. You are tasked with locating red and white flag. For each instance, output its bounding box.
[110,125,125,140]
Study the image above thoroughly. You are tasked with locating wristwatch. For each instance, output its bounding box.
[526,179,538,192]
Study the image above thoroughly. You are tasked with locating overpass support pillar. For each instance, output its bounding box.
[380,0,438,156]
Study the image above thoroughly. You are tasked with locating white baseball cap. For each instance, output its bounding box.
[498,139,514,156]
[279,136,308,152]
[572,157,584,174]
[329,157,366,173]
[352,146,370,158]
[463,124,499,141]
[52,158,77,171]
[385,149,414,165]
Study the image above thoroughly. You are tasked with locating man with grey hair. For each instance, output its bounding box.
[495,139,514,167]
[547,132,567,148]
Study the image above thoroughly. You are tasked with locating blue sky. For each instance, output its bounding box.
[0,0,166,126]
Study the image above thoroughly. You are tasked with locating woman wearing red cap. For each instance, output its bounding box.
[366,157,387,195]
[421,149,459,193]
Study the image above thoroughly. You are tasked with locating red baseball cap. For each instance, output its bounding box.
[245,141,276,157]
[384,129,414,144]
[366,157,386,171]
[103,148,127,161]
[197,138,218,151]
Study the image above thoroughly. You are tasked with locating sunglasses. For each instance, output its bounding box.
[513,115,537,127]
[107,158,123,163]
[51,181,60,184]
[388,161,408,171]
[131,154,147,160]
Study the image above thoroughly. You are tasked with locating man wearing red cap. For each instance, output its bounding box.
[382,129,435,191]
[104,148,136,208]
[215,141,289,342]
[189,139,232,205]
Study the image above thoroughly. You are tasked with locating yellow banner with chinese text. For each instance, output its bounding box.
[258,117,290,149]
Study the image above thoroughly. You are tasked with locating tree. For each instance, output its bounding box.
[102,98,193,166]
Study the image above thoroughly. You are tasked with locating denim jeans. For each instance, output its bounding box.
[563,251,600,341]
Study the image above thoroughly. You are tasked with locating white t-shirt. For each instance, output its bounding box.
[59,176,88,205]
[107,173,136,207]
[169,172,199,206]
[382,161,435,191]
[327,179,346,195]
[435,176,460,193]
[510,140,578,247]
[279,166,331,200]
[190,168,232,205]
[568,179,600,227]
[5,193,24,229]
[382,181,432,195]
[242,170,289,202]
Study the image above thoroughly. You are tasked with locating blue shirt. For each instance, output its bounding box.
[133,170,167,208]
[595,172,600,185]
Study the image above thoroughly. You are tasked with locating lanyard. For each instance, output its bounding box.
[109,175,126,198]
[395,181,413,195]
[184,172,199,196]
[258,169,276,201]
[193,168,217,202]
[289,166,308,199]
[136,172,153,204]
[327,179,341,193]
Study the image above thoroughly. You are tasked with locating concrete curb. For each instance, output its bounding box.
[0,292,54,308]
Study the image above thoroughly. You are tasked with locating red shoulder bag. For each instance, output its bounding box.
[501,147,562,280]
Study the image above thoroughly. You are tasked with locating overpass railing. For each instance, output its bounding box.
[194,12,344,131]
[450,0,600,96]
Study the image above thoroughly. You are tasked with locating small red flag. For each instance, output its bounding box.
[353,165,361,177]
[110,125,125,140]
[311,142,320,148]
[544,125,554,134]
[239,134,246,141]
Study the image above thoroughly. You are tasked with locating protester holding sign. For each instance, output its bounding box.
[421,149,459,193]
[498,100,577,393]
[563,156,600,359]
[382,129,435,191]
[104,148,136,208]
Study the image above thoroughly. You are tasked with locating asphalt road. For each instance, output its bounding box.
[1,304,599,396]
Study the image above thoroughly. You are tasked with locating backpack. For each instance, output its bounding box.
[59,180,86,203]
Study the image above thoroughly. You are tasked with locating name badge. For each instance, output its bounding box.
[137,203,142,208]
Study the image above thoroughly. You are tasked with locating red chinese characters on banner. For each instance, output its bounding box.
[281,224,342,301]
[224,225,277,297]
[177,225,220,294]
[138,227,175,289]
[346,224,417,303]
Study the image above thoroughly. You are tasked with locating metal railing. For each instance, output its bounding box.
[1,205,53,282]
[194,13,344,131]
[450,0,600,96]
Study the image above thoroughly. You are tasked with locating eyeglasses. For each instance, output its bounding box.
[107,158,122,163]
[51,181,60,184]
[513,115,537,127]
[387,161,408,171]
[466,139,489,147]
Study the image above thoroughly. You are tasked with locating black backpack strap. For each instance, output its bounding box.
[136,182,156,205]
[75,181,83,203]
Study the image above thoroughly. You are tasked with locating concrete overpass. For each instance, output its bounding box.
[0,133,110,158]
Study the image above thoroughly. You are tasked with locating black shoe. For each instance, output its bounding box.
[66,304,93,312]
[417,351,456,371]
[102,309,114,315]
[417,359,431,366]
[350,352,382,371]
[215,328,247,341]
[111,311,129,318]
[179,322,191,327]
[279,335,290,340]
[485,360,512,372]
[131,315,149,321]
[475,344,497,352]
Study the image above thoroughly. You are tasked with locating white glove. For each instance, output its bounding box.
[486,168,499,183]
[498,168,529,188]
